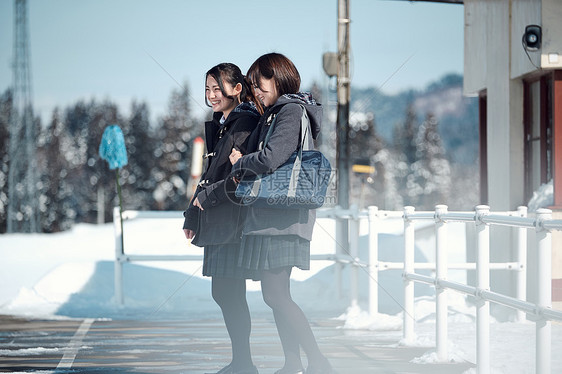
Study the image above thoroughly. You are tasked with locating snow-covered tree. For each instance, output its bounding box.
[37,109,75,232]
[121,101,157,210]
[153,84,201,210]
[62,100,122,224]
[393,102,418,165]
[0,89,12,233]
[371,148,404,210]
[389,106,452,210]
[392,102,419,206]
[406,113,451,209]
[349,112,385,208]
[88,101,124,223]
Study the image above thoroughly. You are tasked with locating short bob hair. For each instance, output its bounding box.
[247,53,301,96]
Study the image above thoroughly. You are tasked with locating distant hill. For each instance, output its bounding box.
[349,73,479,164]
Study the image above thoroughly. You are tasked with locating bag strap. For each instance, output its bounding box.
[299,105,312,152]
[288,105,311,197]
[263,104,311,151]
[262,114,276,149]
[249,105,312,199]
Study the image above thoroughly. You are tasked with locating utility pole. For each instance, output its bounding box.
[8,0,38,233]
[335,0,351,299]
[336,0,350,210]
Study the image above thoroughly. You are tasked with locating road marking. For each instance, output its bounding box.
[56,318,94,369]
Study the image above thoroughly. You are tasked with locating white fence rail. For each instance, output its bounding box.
[112,207,359,305]
[396,205,562,374]
[113,205,562,374]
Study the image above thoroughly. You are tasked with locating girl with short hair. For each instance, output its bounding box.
[230,53,334,374]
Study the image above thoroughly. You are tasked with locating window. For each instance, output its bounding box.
[523,74,554,202]
[479,91,487,205]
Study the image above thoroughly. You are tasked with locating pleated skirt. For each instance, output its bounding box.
[202,242,245,279]
[202,235,310,280]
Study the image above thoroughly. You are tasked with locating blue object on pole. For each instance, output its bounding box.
[99,125,128,170]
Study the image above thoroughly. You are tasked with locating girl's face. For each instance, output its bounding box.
[205,75,240,118]
[253,77,279,107]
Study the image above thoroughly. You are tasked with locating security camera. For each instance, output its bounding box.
[523,25,541,51]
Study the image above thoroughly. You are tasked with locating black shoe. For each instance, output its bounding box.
[206,363,258,374]
[306,370,335,374]
[232,366,258,374]
[305,364,336,374]
[206,364,232,374]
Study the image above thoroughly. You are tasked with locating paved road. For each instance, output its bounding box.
[0,315,475,373]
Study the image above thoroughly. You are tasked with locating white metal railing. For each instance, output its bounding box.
[113,204,562,373]
[395,204,562,374]
[112,208,204,305]
[112,206,364,305]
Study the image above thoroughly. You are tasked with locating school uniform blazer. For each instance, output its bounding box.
[231,94,323,241]
[183,104,259,246]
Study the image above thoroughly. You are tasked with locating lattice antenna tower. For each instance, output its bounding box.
[7,0,39,233]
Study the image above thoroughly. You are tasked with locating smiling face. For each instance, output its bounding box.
[253,77,280,108]
[205,75,240,118]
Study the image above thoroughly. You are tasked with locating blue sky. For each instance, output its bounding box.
[0,0,464,123]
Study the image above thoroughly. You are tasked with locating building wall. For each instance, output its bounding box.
[463,0,562,317]
[510,0,562,75]
[476,0,525,211]
[464,0,530,314]
[511,0,541,79]
[463,0,486,94]
[464,0,525,211]
[541,0,562,69]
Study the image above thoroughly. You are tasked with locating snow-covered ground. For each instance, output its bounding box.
[1,215,561,374]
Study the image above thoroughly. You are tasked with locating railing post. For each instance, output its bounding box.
[113,206,124,305]
[515,206,527,322]
[368,206,379,316]
[435,204,448,361]
[475,205,490,374]
[349,206,360,308]
[535,208,552,374]
[335,208,345,299]
[403,206,415,344]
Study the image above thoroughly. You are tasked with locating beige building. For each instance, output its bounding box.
[412,0,562,313]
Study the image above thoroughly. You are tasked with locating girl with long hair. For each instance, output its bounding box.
[183,62,261,374]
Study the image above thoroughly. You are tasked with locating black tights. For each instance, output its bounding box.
[261,267,328,371]
[212,277,253,370]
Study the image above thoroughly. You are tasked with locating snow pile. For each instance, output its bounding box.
[6,263,97,317]
[410,349,466,364]
[1,216,562,373]
[527,179,553,212]
[336,304,402,331]
[0,347,63,356]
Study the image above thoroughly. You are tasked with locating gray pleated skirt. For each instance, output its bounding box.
[202,242,246,279]
[202,235,310,280]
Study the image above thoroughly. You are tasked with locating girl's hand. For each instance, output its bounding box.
[184,229,195,240]
[229,148,243,165]
[193,197,204,210]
